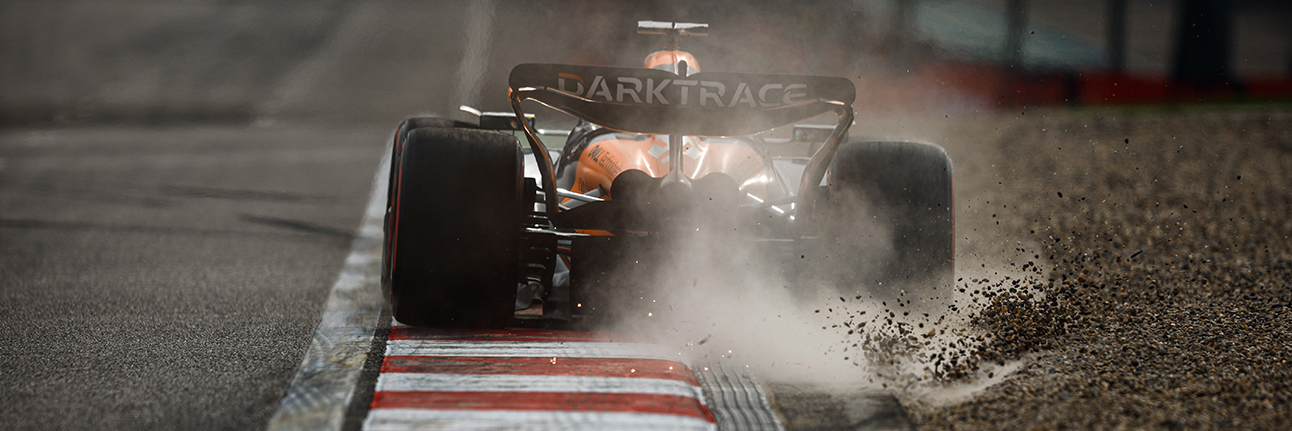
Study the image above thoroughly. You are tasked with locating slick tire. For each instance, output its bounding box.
[382,117,477,291]
[819,141,954,296]
[384,127,522,328]
[386,117,476,202]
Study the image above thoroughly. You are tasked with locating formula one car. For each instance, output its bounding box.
[382,21,953,328]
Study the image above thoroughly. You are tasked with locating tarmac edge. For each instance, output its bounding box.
[264,138,391,431]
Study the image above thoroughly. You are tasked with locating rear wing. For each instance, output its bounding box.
[637,20,708,37]
[508,63,853,136]
[509,63,855,224]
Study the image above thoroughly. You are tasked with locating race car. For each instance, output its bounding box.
[381,21,954,328]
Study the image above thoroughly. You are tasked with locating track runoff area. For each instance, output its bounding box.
[265,140,786,431]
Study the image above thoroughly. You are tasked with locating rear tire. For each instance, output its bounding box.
[818,141,954,297]
[384,127,522,328]
[386,117,477,204]
[382,117,477,296]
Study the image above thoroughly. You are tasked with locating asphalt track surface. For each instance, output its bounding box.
[0,124,388,430]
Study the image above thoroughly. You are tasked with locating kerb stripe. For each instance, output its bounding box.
[382,356,697,384]
[365,408,716,431]
[375,373,704,401]
[373,391,713,420]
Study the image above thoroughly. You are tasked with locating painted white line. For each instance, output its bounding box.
[385,340,689,363]
[376,373,704,400]
[365,409,716,431]
[265,136,391,431]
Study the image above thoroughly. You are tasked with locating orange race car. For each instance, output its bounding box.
[382,21,954,328]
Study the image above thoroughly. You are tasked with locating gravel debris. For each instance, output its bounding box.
[851,108,1292,429]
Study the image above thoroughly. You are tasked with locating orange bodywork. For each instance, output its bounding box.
[644,50,700,72]
[568,135,774,202]
[561,49,777,206]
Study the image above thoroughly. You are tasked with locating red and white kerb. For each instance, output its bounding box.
[364,325,716,431]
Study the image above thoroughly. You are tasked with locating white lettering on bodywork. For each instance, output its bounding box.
[558,77,584,95]
[556,73,820,108]
[758,84,783,107]
[783,83,807,105]
[646,79,670,104]
[728,83,758,108]
[616,77,643,103]
[699,81,726,107]
[585,76,613,101]
[673,80,697,105]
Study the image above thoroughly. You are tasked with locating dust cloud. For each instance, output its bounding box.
[501,1,1040,392]
[593,224,890,384]
[576,110,1050,399]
